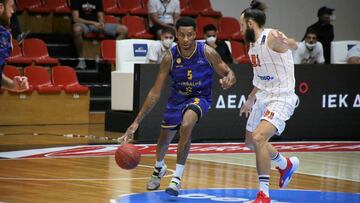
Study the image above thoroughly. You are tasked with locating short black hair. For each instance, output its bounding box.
[242,0,267,27]
[203,24,217,34]
[176,17,196,30]
[161,27,176,36]
[305,29,317,37]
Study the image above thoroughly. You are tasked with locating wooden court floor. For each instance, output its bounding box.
[0,113,359,203]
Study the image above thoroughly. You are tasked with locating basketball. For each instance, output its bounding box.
[115,144,141,170]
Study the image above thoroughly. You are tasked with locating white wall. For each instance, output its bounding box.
[210,0,360,41]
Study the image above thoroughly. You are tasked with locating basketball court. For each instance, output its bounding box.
[0,115,359,203]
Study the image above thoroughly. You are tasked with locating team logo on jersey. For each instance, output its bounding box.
[260,35,266,45]
[176,58,182,64]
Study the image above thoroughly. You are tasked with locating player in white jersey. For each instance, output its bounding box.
[239,1,300,203]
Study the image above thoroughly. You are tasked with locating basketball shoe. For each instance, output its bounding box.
[146,164,167,190]
[276,156,299,188]
[165,177,181,196]
[251,191,271,203]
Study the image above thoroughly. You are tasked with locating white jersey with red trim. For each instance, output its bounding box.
[248,29,295,95]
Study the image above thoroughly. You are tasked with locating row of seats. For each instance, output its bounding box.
[1,65,88,94]
[99,15,243,41]
[7,38,59,66]
[17,0,222,17]
[100,39,250,64]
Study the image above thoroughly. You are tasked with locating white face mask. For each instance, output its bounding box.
[206,36,217,44]
[306,42,316,50]
[161,38,174,48]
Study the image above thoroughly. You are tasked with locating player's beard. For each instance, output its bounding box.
[245,27,256,43]
[0,11,11,27]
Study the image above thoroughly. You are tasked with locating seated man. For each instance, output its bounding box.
[146,27,176,64]
[293,30,324,64]
[71,0,128,69]
[203,24,233,64]
[148,0,180,39]
[347,44,360,64]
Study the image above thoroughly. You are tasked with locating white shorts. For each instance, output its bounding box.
[246,91,298,135]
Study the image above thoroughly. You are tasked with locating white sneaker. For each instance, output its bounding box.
[146,165,167,190]
[165,177,181,196]
[76,58,86,70]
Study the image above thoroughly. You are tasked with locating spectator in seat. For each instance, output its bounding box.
[203,24,233,64]
[347,44,360,64]
[292,30,324,64]
[71,0,128,69]
[0,0,29,92]
[304,6,335,64]
[146,27,176,64]
[148,0,180,39]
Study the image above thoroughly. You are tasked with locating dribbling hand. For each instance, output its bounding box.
[219,76,233,90]
[117,122,138,144]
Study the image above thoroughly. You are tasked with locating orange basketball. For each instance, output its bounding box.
[115,144,141,170]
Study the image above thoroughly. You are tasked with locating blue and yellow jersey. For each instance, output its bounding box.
[168,42,213,104]
[0,25,12,87]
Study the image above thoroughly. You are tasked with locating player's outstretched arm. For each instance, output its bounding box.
[118,51,172,143]
[268,30,297,53]
[204,45,236,90]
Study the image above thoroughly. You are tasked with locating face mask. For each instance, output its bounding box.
[330,15,336,21]
[206,36,217,44]
[162,38,174,48]
[305,42,316,50]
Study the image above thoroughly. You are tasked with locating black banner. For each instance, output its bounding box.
[129,64,360,142]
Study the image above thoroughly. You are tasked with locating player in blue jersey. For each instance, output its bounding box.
[119,17,236,196]
[0,0,28,92]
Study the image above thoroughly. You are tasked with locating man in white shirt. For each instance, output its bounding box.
[347,44,360,64]
[293,30,324,64]
[148,0,180,39]
[146,27,176,63]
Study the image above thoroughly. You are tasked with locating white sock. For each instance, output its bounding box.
[174,164,185,178]
[155,160,164,168]
[259,175,270,197]
[271,152,287,170]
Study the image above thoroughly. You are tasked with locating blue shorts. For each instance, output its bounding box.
[161,97,211,130]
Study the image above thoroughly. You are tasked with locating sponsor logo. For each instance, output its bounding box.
[257,75,274,81]
[322,94,360,108]
[133,44,148,57]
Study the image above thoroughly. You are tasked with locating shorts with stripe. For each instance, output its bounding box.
[161,97,211,130]
[246,91,298,135]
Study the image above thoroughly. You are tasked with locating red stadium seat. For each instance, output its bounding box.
[196,16,218,39]
[189,0,222,17]
[16,0,47,13]
[52,66,89,94]
[102,0,126,15]
[100,40,116,64]
[6,39,32,65]
[24,66,62,94]
[44,0,71,14]
[180,0,197,16]
[22,39,59,65]
[122,16,154,39]
[104,15,119,24]
[1,65,21,93]
[231,41,251,64]
[218,17,243,41]
[118,0,147,15]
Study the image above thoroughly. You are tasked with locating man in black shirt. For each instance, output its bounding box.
[203,24,233,64]
[71,0,128,69]
[304,6,334,64]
